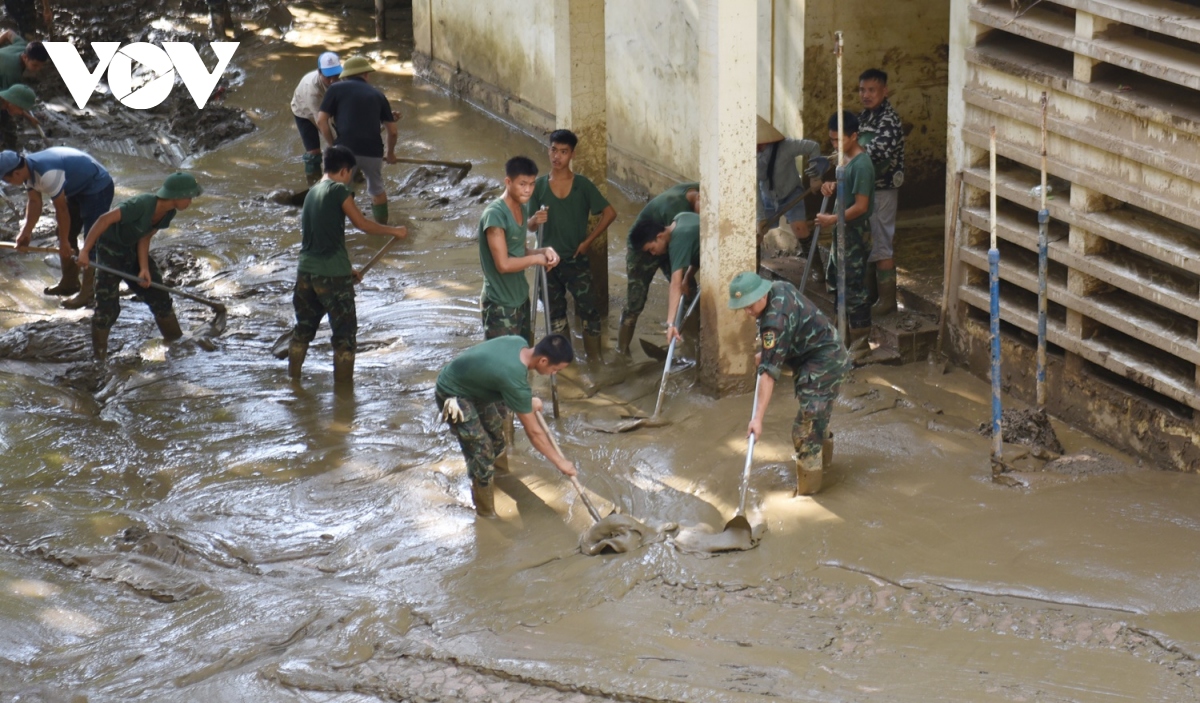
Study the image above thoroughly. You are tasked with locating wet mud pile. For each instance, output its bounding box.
[395,166,500,208]
[979,406,1064,455]
[0,317,92,361]
[22,0,257,164]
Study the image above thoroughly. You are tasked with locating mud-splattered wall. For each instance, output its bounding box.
[802,2,951,208]
[412,1,950,203]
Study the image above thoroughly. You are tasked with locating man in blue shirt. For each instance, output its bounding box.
[1,147,115,308]
[317,56,399,225]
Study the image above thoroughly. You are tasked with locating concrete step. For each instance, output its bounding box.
[758,253,939,365]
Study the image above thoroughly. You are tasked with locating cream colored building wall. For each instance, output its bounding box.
[802,1,951,206]
[413,0,556,117]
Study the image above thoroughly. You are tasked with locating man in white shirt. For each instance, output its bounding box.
[291,52,341,185]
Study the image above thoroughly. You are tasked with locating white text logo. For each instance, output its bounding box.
[44,42,239,110]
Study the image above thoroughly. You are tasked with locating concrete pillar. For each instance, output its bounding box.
[698,0,758,396]
[1074,12,1115,82]
[554,0,609,317]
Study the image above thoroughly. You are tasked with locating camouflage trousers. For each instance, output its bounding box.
[545,256,601,335]
[825,221,872,329]
[623,243,671,318]
[292,272,357,353]
[791,355,850,460]
[481,296,533,343]
[93,247,174,331]
[435,390,508,486]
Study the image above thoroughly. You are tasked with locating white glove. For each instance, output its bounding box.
[442,397,466,424]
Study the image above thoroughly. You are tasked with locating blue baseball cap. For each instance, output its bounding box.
[318,51,342,77]
[0,150,20,177]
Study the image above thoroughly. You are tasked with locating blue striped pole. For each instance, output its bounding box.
[1037,208,1049,410]
[989,126,1002,467]
[1036,91,1049,411]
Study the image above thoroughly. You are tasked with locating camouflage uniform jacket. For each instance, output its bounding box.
[757,281,851,391]
[858,98,905,190]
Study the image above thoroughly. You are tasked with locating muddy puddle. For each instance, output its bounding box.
[4,3,1200,702]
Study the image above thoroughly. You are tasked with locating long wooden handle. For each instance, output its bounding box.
[392,156,471,171]
[535,410,601,522]
[0,242,58,254]
[358,236,399,277]
[89,261,227,313]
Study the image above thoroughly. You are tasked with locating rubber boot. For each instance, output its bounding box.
[846,326,872,364]
[333,350,355,386]
[617,313,638,357]
[156,313,183,342]
[583,332,602,362]
[470,479,497,518]
[44,256,80,297]
[866,261,879,306]
[303,152,322,186]
[91,325,109,361]
[371,203,388,224]
[288,340,308,379]
[871,268,897,317]
[492,451,510,476]
[822,432,833,471]
[209,9,227,39]
[61,267,94,309]
[795,453,823,496]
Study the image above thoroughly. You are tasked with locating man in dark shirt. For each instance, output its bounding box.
[317,55,399,225]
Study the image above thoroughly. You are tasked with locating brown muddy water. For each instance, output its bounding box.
[4,5,1200,703]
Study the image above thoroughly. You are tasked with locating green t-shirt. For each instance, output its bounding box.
[628,181,699,247]
[0,37,26,91]
[527,173,609,258]
[478,197,530,308]
[668,212,700,273]
[98,193,175,252]
[298,179,354,277]
[843,152,875,227]
[435,335,534,413]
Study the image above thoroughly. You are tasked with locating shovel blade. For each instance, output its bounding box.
[271,331,291,359]
[639,337,668,362]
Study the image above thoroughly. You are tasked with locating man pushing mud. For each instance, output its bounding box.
[2,147,115,308]
[729,271,851,495]
[435,333,577,517]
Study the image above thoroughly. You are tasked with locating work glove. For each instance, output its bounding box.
[804,156,831,181]
[441,397,466,424]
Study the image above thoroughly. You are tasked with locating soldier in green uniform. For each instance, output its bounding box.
[0,31,47,150]
[630,211,699,345]
[479,155,561,342]
[287,145,409,385]
[435,333,577,517]
[729,271,851,496]
[618,181,700,356]
[815,111,875,351]
[526,129,617,360]
[76,172,203,361]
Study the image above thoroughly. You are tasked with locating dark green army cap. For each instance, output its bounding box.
[728,271,772,309]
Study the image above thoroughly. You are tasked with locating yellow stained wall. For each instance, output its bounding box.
[413,1,949,204]
[802,2,951,207]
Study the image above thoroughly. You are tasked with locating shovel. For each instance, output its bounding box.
[88,261,228,336]
[533,211,559,418]
[277,158,474,206]
[722,374,762,540]
[799,195,831,294]
[638,288,700,364]
[271,237,399,359]
[928,172,965,377]
[593,292,687,434]
[535,410,663,556]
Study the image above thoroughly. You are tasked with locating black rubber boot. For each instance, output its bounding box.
[333,350,355,386]
[288,340,308,380]
[156,314,183,342]
[91,325,110,361]
[45,256,81,297]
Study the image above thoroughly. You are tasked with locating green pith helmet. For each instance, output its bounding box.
[157,172,203,200]
[340,55,374,77]
[728,271,773,309]
[0,84,35,110]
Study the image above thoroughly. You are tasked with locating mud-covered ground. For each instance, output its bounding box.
[2,3,1198,703]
